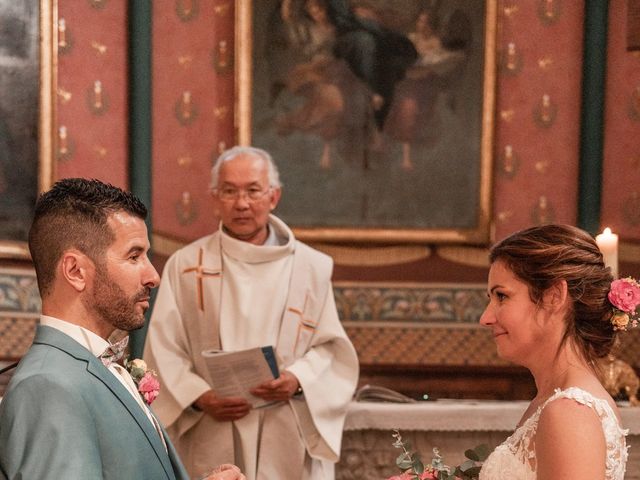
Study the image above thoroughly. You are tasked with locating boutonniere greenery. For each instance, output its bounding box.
[125,358,160,405]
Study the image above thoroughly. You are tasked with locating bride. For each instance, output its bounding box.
[479,224,634,479]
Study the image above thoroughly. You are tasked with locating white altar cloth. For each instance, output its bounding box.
[345,399,640,434]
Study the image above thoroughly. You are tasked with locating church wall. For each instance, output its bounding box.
[602,0,640,239]
[55,0,129,186]
[2,1,640,400]
[151,0,234,241]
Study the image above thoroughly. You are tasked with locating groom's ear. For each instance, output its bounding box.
[59,249,92,293]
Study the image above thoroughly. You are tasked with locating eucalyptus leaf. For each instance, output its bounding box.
[459,459,475,470]
[397,452,411,462]
[474,444,491,461]
[463,466,482,476]
[129,366,145,380]
[464,448,479,461]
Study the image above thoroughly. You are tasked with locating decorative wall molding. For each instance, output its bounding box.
[0,268,40,315]
[0,268,39,359]
[335,282,487,324]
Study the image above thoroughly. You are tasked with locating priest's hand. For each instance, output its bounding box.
[202,463,246,480]
[250,370,300,402]
[193,390,251,421]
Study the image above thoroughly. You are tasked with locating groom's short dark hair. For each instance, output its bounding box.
[28,178,147,297]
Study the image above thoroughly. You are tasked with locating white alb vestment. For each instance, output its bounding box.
[480,387,628,480]
[144,215,359,480]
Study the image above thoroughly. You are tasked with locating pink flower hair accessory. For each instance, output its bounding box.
[608,277,640,331]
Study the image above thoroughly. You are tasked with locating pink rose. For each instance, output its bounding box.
[386,472,437,480]
[608,278,640,313]
[386,474,414,480]
[138,372,160,404]
[419,472,438,480]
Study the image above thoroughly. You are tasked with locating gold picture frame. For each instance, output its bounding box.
[0,0,57,260]
[236,0,497,244]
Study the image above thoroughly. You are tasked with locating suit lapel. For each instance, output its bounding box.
[157,417,190,480]
[34,326,176,479]
[86,361,175,476]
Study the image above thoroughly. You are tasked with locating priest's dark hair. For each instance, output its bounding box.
[28,177,147,297]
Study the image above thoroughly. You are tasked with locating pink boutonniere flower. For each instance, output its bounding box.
[125,358,160,405]
[138,372,160,404]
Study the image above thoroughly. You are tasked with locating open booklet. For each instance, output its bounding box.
[201,346,280,408]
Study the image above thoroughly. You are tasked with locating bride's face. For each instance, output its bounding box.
[480,260,547,365]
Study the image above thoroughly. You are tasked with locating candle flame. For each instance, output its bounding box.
[603,227,612,235]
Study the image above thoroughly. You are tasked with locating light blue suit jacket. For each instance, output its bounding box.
[0,325,190,480]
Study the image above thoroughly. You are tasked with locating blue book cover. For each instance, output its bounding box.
[261,345,280,378]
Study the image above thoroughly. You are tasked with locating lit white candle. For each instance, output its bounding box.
[596,227,619,278]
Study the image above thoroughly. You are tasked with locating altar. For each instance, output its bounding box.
[336,400,640,479]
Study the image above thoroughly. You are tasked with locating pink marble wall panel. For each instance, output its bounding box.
[602,0,640,241]
[492,1,584,241]
[56,0,128,187]
[151,0,235,241]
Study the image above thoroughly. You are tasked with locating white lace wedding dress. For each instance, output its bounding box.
[479,387,628,480]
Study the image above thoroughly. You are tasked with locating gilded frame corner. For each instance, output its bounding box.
[0,0,57,260]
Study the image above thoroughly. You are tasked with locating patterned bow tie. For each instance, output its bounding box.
[99,336,130,367]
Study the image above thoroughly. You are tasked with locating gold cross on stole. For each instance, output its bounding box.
[287,294,317,352]
[182,247,221,311]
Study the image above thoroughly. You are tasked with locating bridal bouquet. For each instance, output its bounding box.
[387,430,489,480]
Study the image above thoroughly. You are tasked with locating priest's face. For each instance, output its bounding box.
[212,153,281,245]
[83,212,160,335]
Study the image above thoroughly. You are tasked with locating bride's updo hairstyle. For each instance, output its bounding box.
[489,224,615,363]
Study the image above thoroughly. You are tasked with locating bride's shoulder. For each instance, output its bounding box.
[552,386,618,414]
[539,386,620,429]
[540,390,605,425]
[534,390,610,478]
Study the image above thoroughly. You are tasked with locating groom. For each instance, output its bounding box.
[0,178,244,480]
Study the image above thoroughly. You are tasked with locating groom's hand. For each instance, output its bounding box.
[194,390,251,421]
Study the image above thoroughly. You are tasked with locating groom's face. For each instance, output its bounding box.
[84,212,160,331]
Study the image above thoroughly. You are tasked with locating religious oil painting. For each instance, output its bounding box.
[237,0,496,243]
[0,0,55,259]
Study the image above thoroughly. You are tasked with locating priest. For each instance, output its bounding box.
[144,146,360,480]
